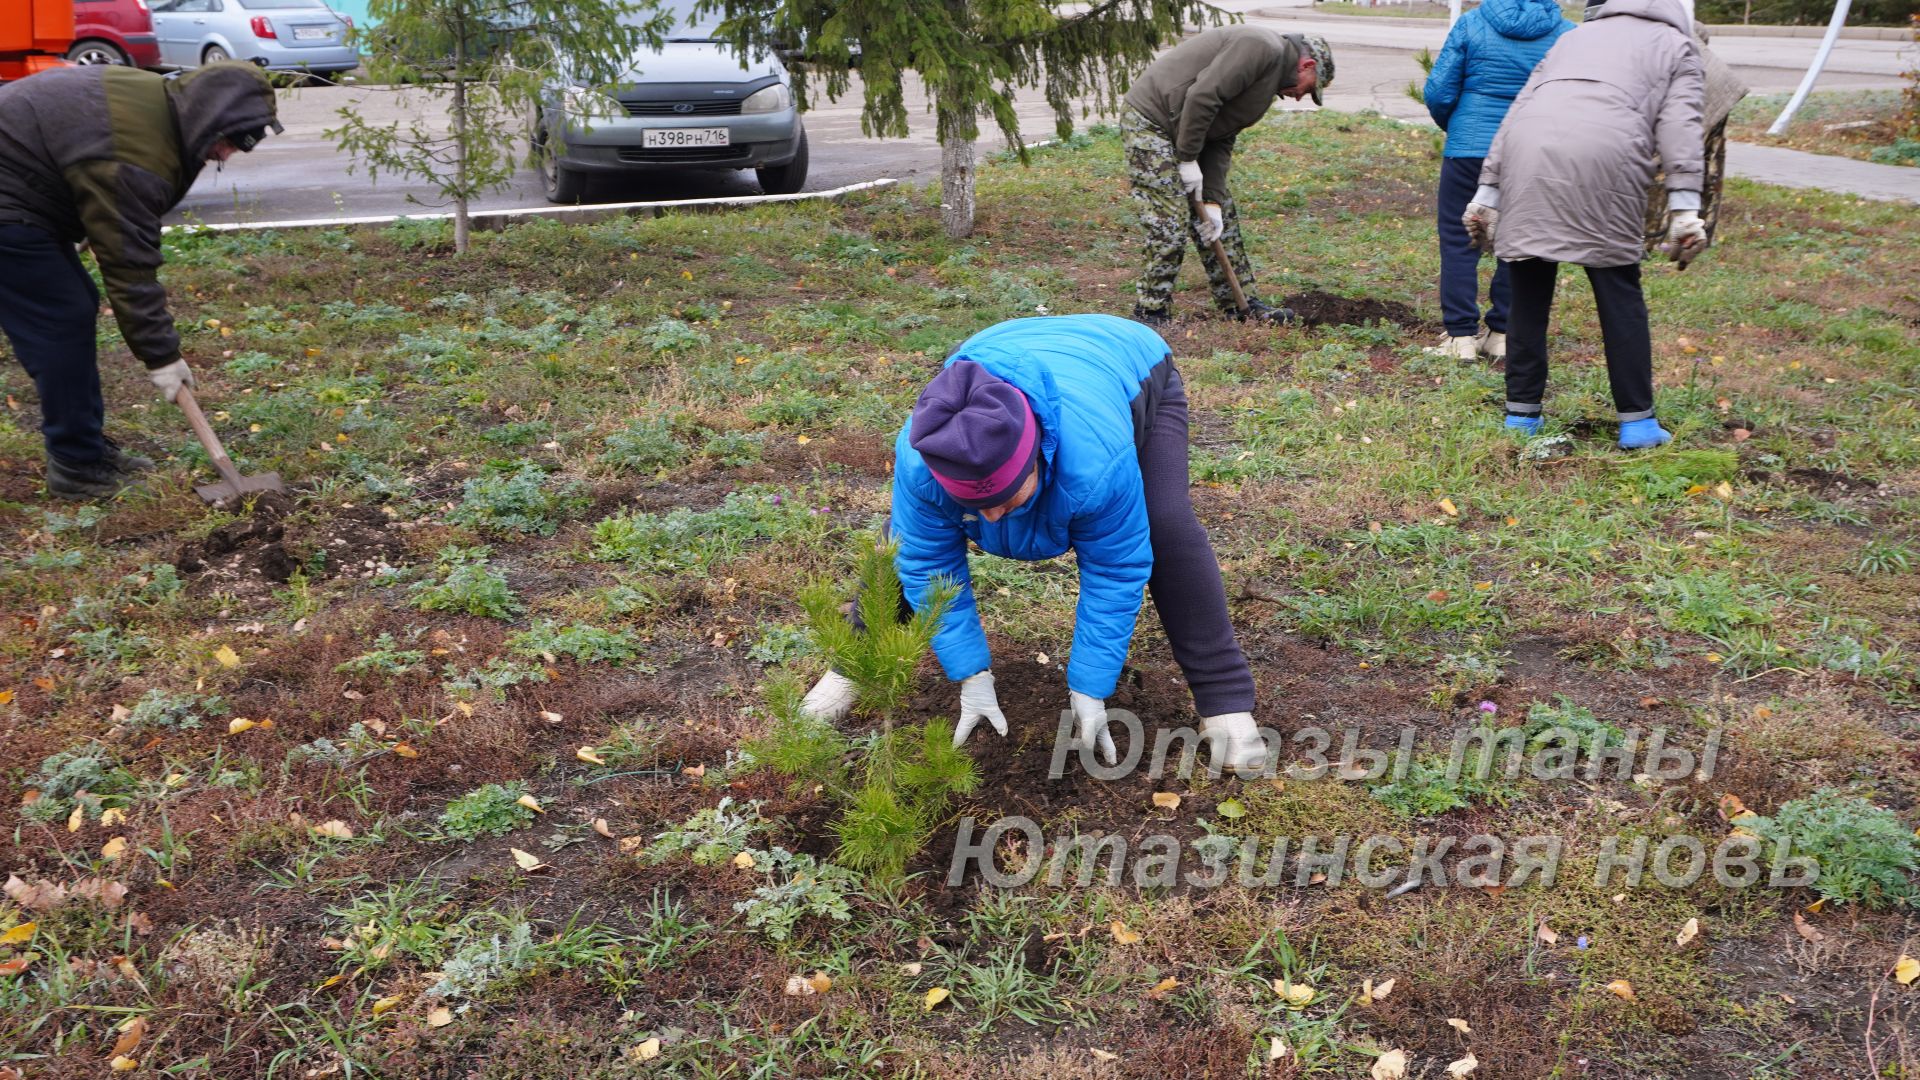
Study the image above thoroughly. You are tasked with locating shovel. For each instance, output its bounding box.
[175,386,283,504]
[1191,193,1250,317]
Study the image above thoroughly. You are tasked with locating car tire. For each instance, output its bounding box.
[68,39,131,66]
[755,123,808,196]
[534,123,586,204]
[203,45,230,65]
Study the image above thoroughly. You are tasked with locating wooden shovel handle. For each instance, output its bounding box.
[1191,194,1249,314]
[174,386,245,490]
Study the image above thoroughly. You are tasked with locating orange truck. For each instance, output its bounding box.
[0,0,76,82]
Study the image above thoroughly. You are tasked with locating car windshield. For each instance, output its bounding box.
[237,0,331,8]
[624,0,722,40]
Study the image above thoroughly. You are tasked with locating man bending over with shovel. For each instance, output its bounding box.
[802,314,1267,774]
[1121,26,1333,328]
[0,61,282,499]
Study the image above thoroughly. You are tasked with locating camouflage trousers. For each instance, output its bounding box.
[1643,118,1730,250]
[1123,108,1257,315]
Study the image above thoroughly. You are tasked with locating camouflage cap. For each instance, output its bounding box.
[1300,34,1333,106]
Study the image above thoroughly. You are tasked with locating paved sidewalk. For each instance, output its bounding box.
[1724,141,1920,203]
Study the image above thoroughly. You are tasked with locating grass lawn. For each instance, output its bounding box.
[1728,89,1920,167]
[3,111,1920,1079]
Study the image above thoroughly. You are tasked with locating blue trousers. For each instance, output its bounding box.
[0,224,108,464]
[1437,156,1509,338]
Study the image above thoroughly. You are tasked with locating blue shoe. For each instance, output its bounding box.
[1504,414,1543,437]
[1618,418,1673,450]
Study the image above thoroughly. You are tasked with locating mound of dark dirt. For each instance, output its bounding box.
[174,494,409,589]
[1279,291,1424,329]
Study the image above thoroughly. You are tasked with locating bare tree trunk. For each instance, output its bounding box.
[451,29,471,254]
[937,101,976,239]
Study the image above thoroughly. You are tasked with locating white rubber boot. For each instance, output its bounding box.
[800,671,857,722]
[1478,330,1507,359]
[1200,712,1268,775]
[1422,336,1478,361]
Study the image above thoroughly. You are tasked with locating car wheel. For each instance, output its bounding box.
[755,123,809,196]
[67,39,131,66]
[203,45,230,65]
[534,123,586,204]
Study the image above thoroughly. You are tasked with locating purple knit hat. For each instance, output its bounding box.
[909,361,1039,508]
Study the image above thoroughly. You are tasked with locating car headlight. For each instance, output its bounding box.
[740,83,791,115]
[562,85,622,122]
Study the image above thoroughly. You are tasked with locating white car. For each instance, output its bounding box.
[148,0,358,75]
[532,2,807,202]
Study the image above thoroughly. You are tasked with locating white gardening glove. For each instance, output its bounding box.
[1463,203,1498,252]
[1663,209,1708,267]
[149,359,196,404]
[1201,712,1267,775]
[1176,160,1203,198]
[953,670,1008,747]
[1069,691,1117,766]
[800,670,857,723]
[1196,202,1224,245]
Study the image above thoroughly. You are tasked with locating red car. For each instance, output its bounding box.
[68,0,161,68]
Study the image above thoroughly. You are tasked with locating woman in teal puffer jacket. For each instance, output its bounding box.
[1422,0,1573,361]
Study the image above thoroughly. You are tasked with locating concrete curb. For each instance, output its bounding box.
[162,177,901,234]
[1252,7,1910,39]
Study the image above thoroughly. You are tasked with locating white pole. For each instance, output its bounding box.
[1767,0,1853,135]
[1448,0,1461,27]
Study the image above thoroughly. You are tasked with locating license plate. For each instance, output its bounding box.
[642,127,730,148]
[292,26,328,39]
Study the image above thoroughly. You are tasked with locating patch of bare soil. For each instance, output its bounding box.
[173,493,410,590]
[1279,291,1427,331]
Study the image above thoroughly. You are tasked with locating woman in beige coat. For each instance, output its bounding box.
[1461,0,1706,450]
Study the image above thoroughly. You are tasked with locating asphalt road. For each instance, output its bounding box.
[169,1,1918,225]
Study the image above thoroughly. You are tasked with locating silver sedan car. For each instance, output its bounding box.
[532,4,807,202]
[148,0,358,75]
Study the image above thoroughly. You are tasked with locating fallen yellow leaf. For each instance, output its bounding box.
[631,1037,662,1061]
[1269,1036,1290,1062]
[924,987,950,1011]
[1109,920,1142,945]
[592,818,614,839]
[101,837,128,860]
[1147,976,1181,999]
[0,923,35,946]
[1446,1017,1471,1035]
[509,848,548,872]
[1605,979,1636,1001]
[67,804,83,832]
[516,794,544,814]
[1437,497,1460,517]
[539,710,563,724]
[576,747,606,766]
[100,807,126,827]
[1371,1048,1409,1080]
[1448,1052,1480,1078]
[1272,978,1316,1007]
[392,742,418,759]
[1537,922,1558,946]
[1893,955,1919,986]
[112,1016,147,1058]
[311,820,355,840]
[806,971,832,994]
[1365,976,1396,1003]
[427,1006,454,1028]
[110,1056,138,1072]
[228,717,256,734]
[731,850,756,869]
[213,645,241,668]
[1151,792,1181,811]
[1089,1048,1119,1062]
[372,995,404,1015]
[1676,917,1700,947]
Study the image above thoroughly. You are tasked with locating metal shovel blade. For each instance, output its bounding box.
[195,471,284,506]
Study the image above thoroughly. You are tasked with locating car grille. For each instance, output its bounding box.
[616,145,752,163]
[622,100,743,117]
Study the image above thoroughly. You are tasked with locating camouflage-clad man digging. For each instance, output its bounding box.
[1122,27,1333,327]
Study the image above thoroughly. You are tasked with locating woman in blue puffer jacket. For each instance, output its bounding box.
[799,314,1265,773]
[1423,0,1573,361]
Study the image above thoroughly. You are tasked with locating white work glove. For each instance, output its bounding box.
[1069,690,1117,766]
[149,358,196,404]
[1196,202,1224,245]
[1176,160,1203,198]
[953,670,1008,747]
[1463,202,1498,252]
[1663,209,1708,267]
[1201,712,1268,775]
[800,670,857,723]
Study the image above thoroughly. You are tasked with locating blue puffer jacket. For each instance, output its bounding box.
[892,315,1167,700]
[1424,0,1574,158]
